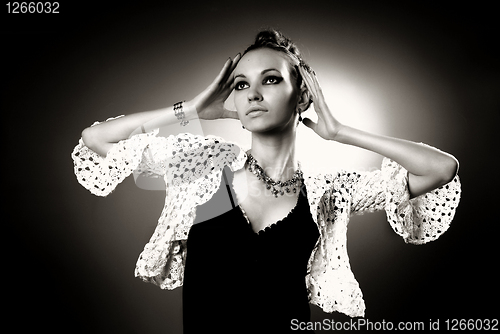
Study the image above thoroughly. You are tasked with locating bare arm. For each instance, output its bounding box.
[334,126,458,198]
[298,66,458,198]
[81,55,241,157]
[81,104,194,157]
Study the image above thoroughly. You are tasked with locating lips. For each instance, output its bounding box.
[246,105,268,115]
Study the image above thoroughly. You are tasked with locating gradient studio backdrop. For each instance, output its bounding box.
[3,1,498,333]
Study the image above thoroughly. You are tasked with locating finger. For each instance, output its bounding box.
[228,78,237,92]
[223,53,241,79]
[299,65,324,104]
[224,53,242,87]
[299,66,317,100]
[298,66,311,90]
[309,71,322,93]
[299,65,316,90]
[302,65,320,93]
[298,65,311,85]
[302,117,316,131]
[217,53,241,92]
[211,57,234,87]
[229,53,242,74]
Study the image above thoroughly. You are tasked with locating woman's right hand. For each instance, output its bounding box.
[189,54,242,121]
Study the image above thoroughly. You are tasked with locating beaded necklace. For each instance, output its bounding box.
[246,153,303,198]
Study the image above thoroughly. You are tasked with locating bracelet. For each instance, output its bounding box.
[174,101,189,126]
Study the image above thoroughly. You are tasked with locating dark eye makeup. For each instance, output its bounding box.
[234,75,283,91]
[263,76,283,85]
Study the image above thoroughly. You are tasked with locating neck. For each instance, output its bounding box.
[249,129,298,181]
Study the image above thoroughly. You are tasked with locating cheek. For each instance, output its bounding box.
[274,88,299,113]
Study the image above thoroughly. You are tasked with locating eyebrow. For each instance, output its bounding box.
[234,68,281,79]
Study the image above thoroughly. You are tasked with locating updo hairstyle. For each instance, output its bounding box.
[243,29,313,100]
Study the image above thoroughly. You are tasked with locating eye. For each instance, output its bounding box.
[235,81,249,91]
[263,76,283,85]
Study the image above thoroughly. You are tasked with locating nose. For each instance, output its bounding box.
[247,85,263,102]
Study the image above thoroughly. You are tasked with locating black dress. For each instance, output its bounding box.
[183,169,319,334]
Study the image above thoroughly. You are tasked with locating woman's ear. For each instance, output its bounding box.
[297,86,312,112]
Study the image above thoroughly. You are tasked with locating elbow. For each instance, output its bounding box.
[409,154,459,198]
[81,126,97,150]
[438,155,459,185]
[81,126,108,157]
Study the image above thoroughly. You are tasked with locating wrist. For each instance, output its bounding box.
[332,124,356,144]
[183,100,198,121]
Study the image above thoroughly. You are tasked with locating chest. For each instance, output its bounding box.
[233,168,301,233]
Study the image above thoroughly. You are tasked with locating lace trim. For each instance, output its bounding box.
[304,158,461,317]
[71,115,160,196]
[72,128,461,318]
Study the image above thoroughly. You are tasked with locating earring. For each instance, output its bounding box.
[242,125,245,129]
[297,109,303,122]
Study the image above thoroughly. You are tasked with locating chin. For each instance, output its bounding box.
[246,119,295,135]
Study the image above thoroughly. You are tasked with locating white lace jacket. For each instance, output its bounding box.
[72,125,461,318]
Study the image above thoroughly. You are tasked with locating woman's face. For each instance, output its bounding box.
[233,48,300,133]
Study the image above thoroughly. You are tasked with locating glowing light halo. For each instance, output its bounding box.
[297,70,386,175]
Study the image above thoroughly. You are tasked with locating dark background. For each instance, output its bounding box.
[3,1,498,333]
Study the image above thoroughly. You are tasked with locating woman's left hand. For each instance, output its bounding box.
[299,65,458,198]
[298,65,344,141]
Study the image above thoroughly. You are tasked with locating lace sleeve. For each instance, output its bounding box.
[351,157,461,244]
[71,117,161,196]
[133,134,246,289]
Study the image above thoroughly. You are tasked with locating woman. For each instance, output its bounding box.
[73,30,461,333]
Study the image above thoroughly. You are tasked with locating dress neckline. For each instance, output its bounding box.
[239,185,305,235]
